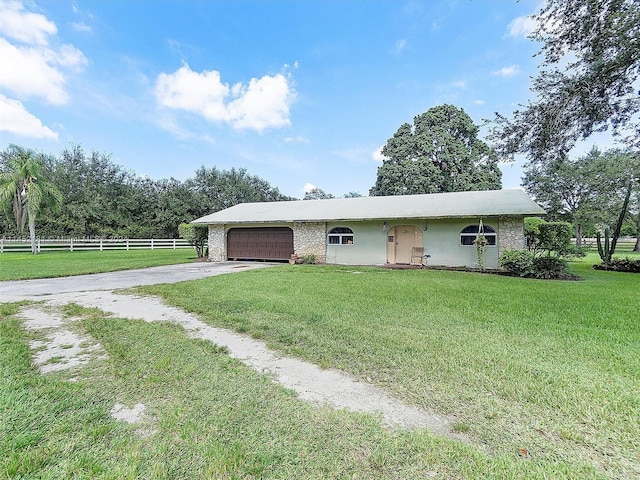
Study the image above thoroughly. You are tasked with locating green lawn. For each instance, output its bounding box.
[0,249,196,281]
[1,253,638,478]
[139,254,639,479]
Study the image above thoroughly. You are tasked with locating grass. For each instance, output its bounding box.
[1,252,638,478]
[0,249,196,281]
[137,253,640,479]
[0,303,595,479]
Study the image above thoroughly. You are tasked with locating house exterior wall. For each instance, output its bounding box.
[419,218,500,269]
[207,224,226,261]
[498,216,525,257]
[326,221,387,265]
[206,216,525,269]
[293,222,326,262]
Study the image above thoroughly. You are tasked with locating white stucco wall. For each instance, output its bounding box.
[326,221,387,265]
[423,218,500,269]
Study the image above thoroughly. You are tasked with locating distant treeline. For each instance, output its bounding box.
[0,144,293,239]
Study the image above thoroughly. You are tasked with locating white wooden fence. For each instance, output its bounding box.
[579,237,637,252]
[0,238,196,253]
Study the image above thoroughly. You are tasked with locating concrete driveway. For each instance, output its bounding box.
[8,258,457,434]
[0,261,277,302]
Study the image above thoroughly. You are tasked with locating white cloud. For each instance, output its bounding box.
[71,22,92,33]
[0,0,57,45]
[284,135,309,144]
[372,145,386,163]
[0,38,87,104]
[0,2,87,105]
[492,65,521,77]
[506,15,536,38]
[156,64,231,121]
[0,2,87,140]
[227,74,294,131]
[155,63,296,132]
[395,38,407,54]
[303,182,316,193]
[473,99,485,105]
[0,94,58,139]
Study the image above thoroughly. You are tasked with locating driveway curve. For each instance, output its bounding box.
[3,260,462,437]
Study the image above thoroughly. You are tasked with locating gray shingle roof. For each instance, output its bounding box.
[192,189,545,224]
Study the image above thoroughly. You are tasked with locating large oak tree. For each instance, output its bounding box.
[370,104,501,196]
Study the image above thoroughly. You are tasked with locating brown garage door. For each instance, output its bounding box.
[227,227,294,261]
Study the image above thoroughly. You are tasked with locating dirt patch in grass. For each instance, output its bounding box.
[17,294,465,441]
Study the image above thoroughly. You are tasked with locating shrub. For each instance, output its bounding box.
[565,244,587,257]
[301,254,317,264]
[593,257,640,273]
[532,256,569,279]
[538,222,572,256]
[499,250,534,277]
[178,223,208,258]
[524,217,545,252]
[501,250,572,279]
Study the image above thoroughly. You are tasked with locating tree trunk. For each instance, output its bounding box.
[29,216,37,255]
[575,223,582,246]
[610,179,633,257]
[634,209,640,252]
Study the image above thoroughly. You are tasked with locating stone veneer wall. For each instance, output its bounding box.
[498,216,525,257]
[293,222,327,262]
[207,224,226,261]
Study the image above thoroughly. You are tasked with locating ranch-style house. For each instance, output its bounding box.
[192,189,545,269]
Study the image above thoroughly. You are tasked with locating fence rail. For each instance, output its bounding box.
[579,237,638,252]
[0,238,195,253]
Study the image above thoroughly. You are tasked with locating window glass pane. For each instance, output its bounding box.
[342,236,354,244]
[329,227,353,234]
[328,236,339,244]
[486,235,497,245]
[461,235,476,245]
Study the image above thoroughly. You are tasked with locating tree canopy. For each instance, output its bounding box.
[523,147,640,247]
[303,187,335,200]
[370,104,502,196]
[489,0,640,163]
[0,144,292,239]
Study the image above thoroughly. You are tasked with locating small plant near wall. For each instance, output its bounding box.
[473,234,488,271]
[302,254,317,264]
[473,219,488,271]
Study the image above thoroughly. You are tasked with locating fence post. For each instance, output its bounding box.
[0,239,3,253]
[151,238,154,250]
[37,239,41,253]
[126,239,129,251]
[70,238,73,252]
[100,239,103,251]
[173,238,176,249]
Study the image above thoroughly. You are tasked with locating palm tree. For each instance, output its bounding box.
[0,146,62,254]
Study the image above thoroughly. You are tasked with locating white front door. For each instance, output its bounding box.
[388,225,422,264]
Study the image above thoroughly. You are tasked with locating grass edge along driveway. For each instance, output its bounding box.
[0,249,196,281]
[139,256,639,480]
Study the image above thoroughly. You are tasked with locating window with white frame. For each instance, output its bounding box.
[460,225,497,246]
[328,227,354,245]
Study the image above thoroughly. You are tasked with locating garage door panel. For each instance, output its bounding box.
[227,227,294,260]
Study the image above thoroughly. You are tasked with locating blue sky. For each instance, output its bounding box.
[0,0,616,198]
